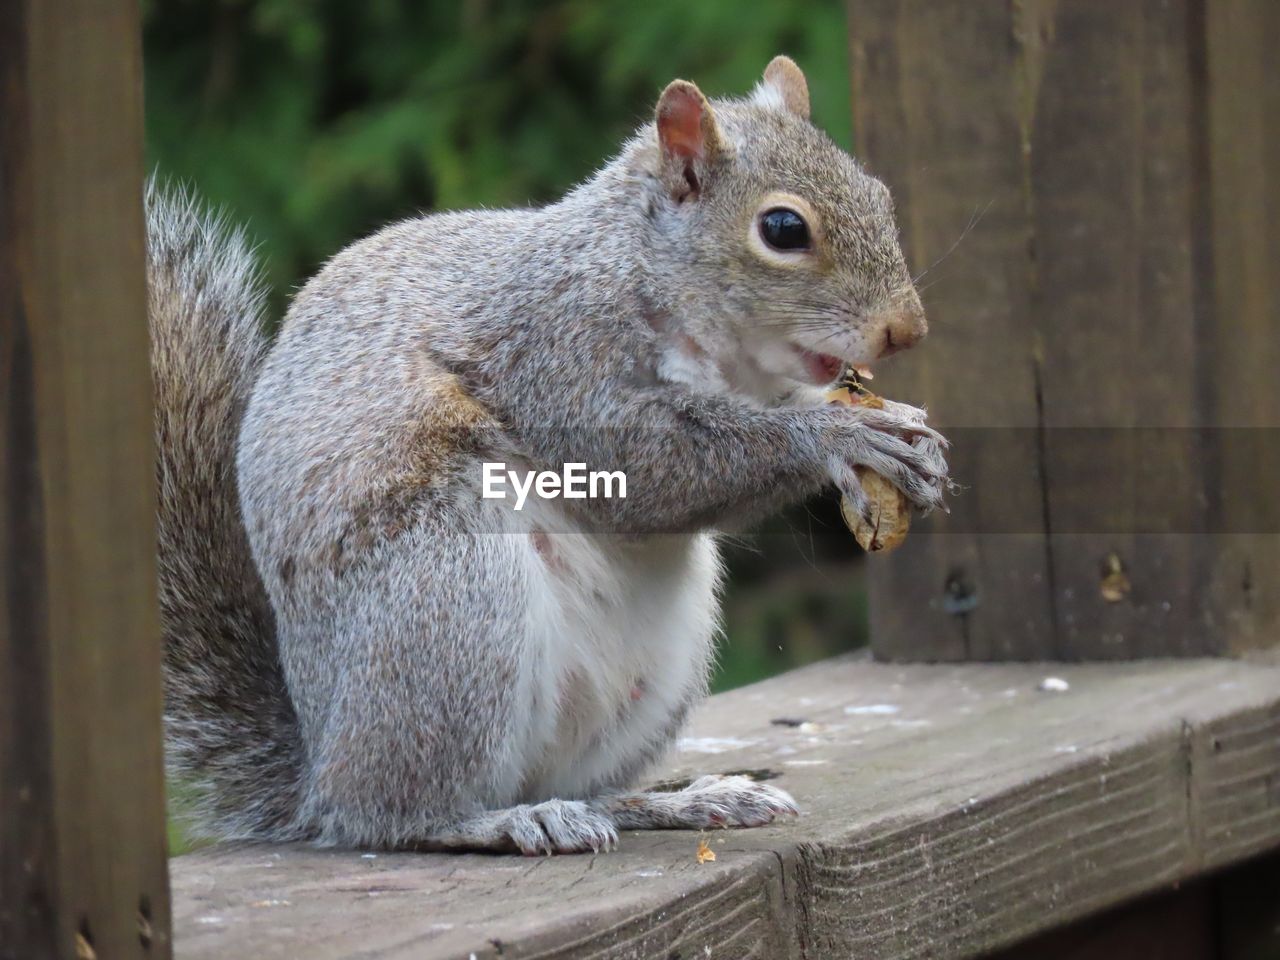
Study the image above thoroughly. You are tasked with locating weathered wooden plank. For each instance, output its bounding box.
[991,848,1280,959]
[1202,0,1280,654]
[989,879,1217,960]
[848,0,1056,660]
[169,656,1280,960]
[0,1,171,958]
[1029,0,1206,657]
[850,0,1280,660]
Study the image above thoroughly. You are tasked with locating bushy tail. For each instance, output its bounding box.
[147,181,306,840]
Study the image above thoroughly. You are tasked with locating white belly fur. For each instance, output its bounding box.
[502,499,723,800]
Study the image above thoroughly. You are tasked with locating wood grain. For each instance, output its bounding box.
[1202,0,1280,654]
[848,0,1056,660]
[847,0,1280,659]
[0,1,171,958]
[990,879,1217,960]
[169,656,1280,960]
[992,847,1280,959]
[1029,0,1205,657]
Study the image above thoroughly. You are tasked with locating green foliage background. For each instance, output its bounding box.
[145,0,854,305]
[143,0,869,703]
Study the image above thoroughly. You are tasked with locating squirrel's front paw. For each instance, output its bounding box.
[820,402,949,515]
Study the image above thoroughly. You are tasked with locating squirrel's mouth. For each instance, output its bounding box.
[793,347,874,386]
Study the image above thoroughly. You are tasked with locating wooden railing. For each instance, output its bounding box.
[169,655,1280,959]
[1,2,170,959]
[2,2,1277,960]
[850,0,1280,662]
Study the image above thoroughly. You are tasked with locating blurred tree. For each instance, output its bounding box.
[144,0,853,305]
[143,0,868,693]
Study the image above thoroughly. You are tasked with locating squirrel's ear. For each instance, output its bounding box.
[757,55,810,120]
[655,80,723,203]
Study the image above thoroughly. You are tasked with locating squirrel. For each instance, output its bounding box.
[149,56,948,854]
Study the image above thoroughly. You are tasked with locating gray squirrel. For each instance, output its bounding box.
[150,56,947,854]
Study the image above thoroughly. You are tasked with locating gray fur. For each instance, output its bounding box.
[152,58,947,854]
[147,180,308,839]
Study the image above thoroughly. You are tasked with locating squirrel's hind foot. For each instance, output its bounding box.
[593,774,799,831]
[415,776,795,855]
[427,799,619,856]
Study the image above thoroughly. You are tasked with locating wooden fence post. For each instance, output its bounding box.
[0,2,172,958]
[848,0,1280,660]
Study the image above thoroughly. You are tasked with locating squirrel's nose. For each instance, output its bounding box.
[877,291,928,358]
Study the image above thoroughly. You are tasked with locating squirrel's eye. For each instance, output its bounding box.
[759,208,810,251]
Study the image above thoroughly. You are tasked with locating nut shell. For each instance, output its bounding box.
[841,469,910,553]
[826,382,910,553]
